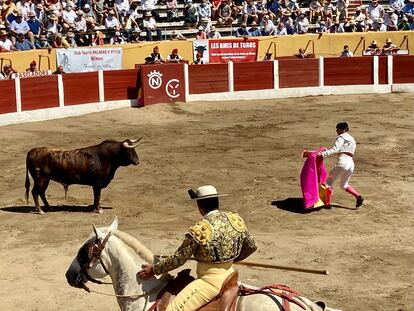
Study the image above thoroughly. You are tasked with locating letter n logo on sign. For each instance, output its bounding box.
[148,70,163,89]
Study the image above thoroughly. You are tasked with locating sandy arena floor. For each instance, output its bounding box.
[0,93,413,311]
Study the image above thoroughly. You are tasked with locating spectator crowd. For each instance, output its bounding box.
[0,0,413,53]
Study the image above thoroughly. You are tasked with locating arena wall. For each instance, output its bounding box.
[2,32,413,73]
[0,55,413,127]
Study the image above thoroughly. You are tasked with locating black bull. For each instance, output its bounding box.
[25,138,142,214]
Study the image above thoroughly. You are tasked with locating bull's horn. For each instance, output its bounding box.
[129,137,143,144]
[124,137,143,149]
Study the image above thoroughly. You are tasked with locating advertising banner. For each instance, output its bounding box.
[140,63,185,105]
[193,39,258,63]
[56,48,122,73]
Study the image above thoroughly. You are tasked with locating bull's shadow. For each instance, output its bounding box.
[1,205,113,214]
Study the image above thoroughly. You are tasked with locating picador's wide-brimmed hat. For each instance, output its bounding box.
[188,185,228,200]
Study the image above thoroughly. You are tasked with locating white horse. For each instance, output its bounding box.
[66,218,343,311]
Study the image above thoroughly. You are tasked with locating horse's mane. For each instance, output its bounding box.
[112,229,154,264]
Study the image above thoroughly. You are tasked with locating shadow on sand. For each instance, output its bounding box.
[0,205,113,214]
[271,198,356,213]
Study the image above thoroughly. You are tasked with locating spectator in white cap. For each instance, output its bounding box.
[65,31,77,47]
[46,14,60,34]
[196,25,207,39]
[83,4,97,30]
[353,6,366,31]
[110,30,125,44]
[376,17,387,31]
[74,10,87,32]
[129,27,143,43]
[10,11,33,45]
[381,38,399,55]
[208,26,221,38]
[384,8,397,31]
[143,11,162,41]
[105,9,121,32]
[367,0,384,26]
[260,14,275,35]
[295,10,309,34]
[62,2,77,31]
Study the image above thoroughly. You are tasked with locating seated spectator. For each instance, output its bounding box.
[281,10,295,34]
[390,0,405,15]
[26,60,37,73]
[110,31,125,44]
[329,20,345,32]
[0,30,18,51]
[287,0,300,19]
[27,11,41,45]
[62,3,77,32]
[384,8,398,31]
[402,0,414,19]
[339,45,353,57]
[295,10,309,34]
[263,52,273,61]
[1,64,17,79]
[248,21,261,36]
[208,26,221,38]
[336,0,349,21]
[196,25,207,39]
[167,48,184,63]
[232,0,244,18]
[53,65,66,74]
[275,21,288,35]
[198,0,212,25]
[376,18,387,31]
[147,46,164,64]
[266,0,281,21]
[236,23,249,37]
[46,14,60,34]
[74,10,87,32]
[353,7,366,31]
[364,40,380,55]
[130,27,144,42]
[193,52,204,64]
[143,11,162,41]
[367,0,384,28]
[122,10,139,32]
[3,1,17,25]
[75,30,91,46]
[184,0,198,28]
[381,38,399,55]
[170,30,186,40]
[166,0,179,22]
[115,0,130,19]
[211,0,222,20]
[398,16,410,30]
[91,31,104,45]
[242,0,258,25]
[83,4,97,30]
[255,0,268,21]
[315,20,328,32]
[295,48,312,58]
[51,33,70,48]
[217,0,233,26]
[15,32,34,50]
[10,11,33,45]
[323,0,334,21]
[343,18,357,32]
[35,33,51,49]
[105,9,121,33]
[260,14,275,35]
[309,0,323,23]
[93,0,105,25]
[141,0,160,21]
[64,31,76,47]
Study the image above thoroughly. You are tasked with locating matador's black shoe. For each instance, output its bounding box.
[356,195,364,208]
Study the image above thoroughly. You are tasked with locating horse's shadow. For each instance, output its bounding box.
[0,205,113,214]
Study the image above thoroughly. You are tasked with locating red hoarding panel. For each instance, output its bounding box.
[393,55,414,83]
[63,72,99,106]
[279,58,319,88]
[0,79,16,114]
[103,69,140,101]
[378,57,388,85]
[20,75,59,111]
[324,57,373,85]
[233,61,273,91]
[209,39,258,63]
[189,63,228,94]
[141,63,185,105]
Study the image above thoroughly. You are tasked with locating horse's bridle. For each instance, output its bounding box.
[76,231,112,292]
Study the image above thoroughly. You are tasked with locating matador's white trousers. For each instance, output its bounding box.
[166,261,234,311]
[326,154,355,190]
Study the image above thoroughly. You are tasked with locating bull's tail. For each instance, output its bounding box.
[25,157,30,203]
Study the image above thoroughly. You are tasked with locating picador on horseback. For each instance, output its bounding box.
[137,185,257,311]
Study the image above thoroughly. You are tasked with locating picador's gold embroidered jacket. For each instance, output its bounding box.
[153,210,257,275]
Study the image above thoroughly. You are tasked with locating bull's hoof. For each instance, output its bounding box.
[93,208,104,214]
[36,209,45,215]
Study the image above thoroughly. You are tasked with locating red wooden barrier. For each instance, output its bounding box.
[393,55,414,84]
[233,61,273,91]
[189,63,228,94]
[278,58,319,88]
[20,75,59,111]
[378,57,388,85]
[141,63,185,105]
[103,68,140,101]
[324,57,373,85]
[0,80,16,114]
[63,72,99,105]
